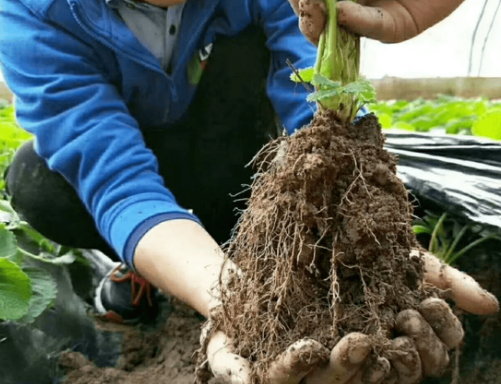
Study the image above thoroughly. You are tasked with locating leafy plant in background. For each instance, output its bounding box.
[473,109,501,140]
[0,100,75,323]
[0,103,32,192]
[413,212,500,265]
[370,96,501,140]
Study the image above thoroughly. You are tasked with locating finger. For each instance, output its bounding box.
[417,249,499,315]
[365,357,391,384]
[386,337,422,384]
[337,1,464,44]
[345,356,390,384]
[298,0,327,46]
[304,333,371,384]
[207,331,251,384]
[396,310,449,378]
[267,339,330,384]
[381,369,398,384]
[419,298,464,349]
[337,2,389,41]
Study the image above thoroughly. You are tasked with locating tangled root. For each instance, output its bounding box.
[197,112,433,383]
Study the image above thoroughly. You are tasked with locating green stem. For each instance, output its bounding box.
[442,224,469,263]
[429,213,447,255]
[447,235,500,265]
[17,247,54,264]
[315,0,360,120]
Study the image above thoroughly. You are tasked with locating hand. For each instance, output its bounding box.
[206,249,498,384]
[288,0,465,45]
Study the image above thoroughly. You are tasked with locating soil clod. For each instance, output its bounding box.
[199,112,435,383]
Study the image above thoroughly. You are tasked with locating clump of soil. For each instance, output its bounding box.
[60,305,215,384]
[200,112,434,382]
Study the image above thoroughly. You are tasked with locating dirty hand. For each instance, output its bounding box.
[288,0,465,45]
[207,249,498,384]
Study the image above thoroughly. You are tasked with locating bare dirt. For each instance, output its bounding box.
[198,112,434,382]
[60,303,215,384]
[451,241,501,384]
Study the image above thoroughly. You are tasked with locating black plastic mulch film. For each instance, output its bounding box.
[385,131,501,230]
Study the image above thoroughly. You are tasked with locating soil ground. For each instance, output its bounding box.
[59,248,501,384]
[451,239,501,384]
[60,301,218,384]
[60,284,501,384]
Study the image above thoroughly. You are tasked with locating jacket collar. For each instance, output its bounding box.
[65,0,220,72]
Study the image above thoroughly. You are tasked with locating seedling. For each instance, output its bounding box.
[198,2,439,382]
[0,200,77,323]
[0,102,74,323]
[414,212,500,265]
[291,0,376,121]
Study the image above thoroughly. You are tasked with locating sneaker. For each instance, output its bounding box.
[94,264,158,324]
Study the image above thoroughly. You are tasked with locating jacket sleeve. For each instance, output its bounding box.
[0,0,201,268]
[255,0,317,134]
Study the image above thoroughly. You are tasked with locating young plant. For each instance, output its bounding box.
[413,212,500,265]
[0,194,78,323]
[0,104,32,192]
[0,101,74,323]
[291,0,376,121]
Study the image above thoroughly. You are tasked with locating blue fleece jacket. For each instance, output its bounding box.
[0,0,317,268]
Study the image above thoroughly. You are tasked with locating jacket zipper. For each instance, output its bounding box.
[68,0,166,76]
[172,0,219,75]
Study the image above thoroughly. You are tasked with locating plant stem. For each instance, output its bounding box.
[429,213,447,255]
[443,224,469,264]
[17,247,74,265]
[447,234,500,265]
[315,0,360,120]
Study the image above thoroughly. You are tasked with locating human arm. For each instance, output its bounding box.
[0,0,200,268]
[288,0,465,44]
[253,0,318,133]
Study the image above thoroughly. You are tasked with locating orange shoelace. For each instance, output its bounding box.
[109,266,154,307]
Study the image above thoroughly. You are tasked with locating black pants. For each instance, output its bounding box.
[6,28,278,261]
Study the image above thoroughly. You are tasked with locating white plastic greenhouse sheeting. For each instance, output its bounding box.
[361,0,501,79]
[0,0,499,82]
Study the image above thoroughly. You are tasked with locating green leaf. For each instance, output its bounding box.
[472,110,501,140]
[378,113,392,129]
[307,88,342,102]
[0,200,15,214]
[290,67,315,83]
[343,79,377,103]
[17,222,56,254]
[393,122,417,131]
[413,225,431,235]
[0,224,17,258]
[18,267,57,324]
[312,74,341,89]
[8,250,25,267]
[0,258,32,320]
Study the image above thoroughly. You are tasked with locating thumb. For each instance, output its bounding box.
[207,331,252,384]
[337,0,465,43]
[337,1,418,43]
